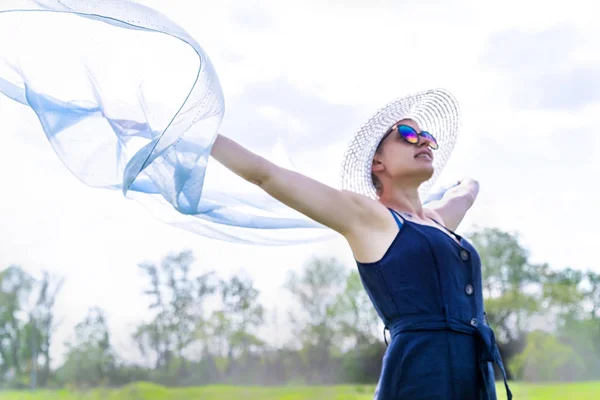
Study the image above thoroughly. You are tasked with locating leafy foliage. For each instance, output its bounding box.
[1,226,599,389]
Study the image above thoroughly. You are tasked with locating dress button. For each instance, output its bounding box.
[460,250,469,261]
[470,318,478,327]
[465,284,474,295]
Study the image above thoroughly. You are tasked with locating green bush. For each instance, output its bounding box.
[510,330,586,382]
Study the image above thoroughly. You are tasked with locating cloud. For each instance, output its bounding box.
[480,25,600,110]
[221,78,364,153]
[228,0,276,32]
[482,25,578,71]
[3,0,600,367]
[526,67,600,110]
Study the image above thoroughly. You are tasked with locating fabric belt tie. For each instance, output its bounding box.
[387,315,513,400]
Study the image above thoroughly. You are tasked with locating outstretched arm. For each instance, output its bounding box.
[210,134,382,236]
[424,178,480,231]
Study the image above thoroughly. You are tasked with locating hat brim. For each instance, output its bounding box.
[339,88,461,199]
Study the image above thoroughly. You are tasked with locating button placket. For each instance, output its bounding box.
[459,247,477,326]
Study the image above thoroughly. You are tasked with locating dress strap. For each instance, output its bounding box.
[388,208,404,229]
[428,216,446,229]
[428,216,461,240]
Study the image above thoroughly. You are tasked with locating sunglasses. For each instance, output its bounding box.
[389,124,439,150]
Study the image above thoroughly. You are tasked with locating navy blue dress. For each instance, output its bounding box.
[356,209,512,399]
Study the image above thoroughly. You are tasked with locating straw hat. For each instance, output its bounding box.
[339,88,461,199]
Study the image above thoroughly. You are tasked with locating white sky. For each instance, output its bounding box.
[0,0,598,364]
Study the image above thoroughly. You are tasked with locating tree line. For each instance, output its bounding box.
[0,226,599,390]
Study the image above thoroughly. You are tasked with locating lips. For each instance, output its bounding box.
[415,150,433,160]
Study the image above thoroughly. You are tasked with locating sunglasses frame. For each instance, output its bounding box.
[386,124,439,150]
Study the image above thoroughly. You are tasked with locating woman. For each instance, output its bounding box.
[210,88,512,399]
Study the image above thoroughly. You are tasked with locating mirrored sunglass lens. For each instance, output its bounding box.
[398,125,418,143]
[421,131,438,149]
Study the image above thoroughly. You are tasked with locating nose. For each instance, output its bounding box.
[416,133,437,150]
[416,135,429,147]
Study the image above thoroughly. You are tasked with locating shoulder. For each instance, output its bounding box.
[340,189,397,230]
[424,207,447,227]
[339,191,403,264]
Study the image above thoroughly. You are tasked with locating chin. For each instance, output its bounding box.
[418,160,434,172]
[417,166,435,181]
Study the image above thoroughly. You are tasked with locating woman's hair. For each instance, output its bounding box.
[371,125,399,196]
[371,140,385,195]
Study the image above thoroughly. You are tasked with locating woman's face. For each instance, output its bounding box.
[372,119,437,188]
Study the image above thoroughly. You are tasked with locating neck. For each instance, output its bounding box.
[378,184,425,218]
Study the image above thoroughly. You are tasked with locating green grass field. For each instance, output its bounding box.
[3,381,600,399]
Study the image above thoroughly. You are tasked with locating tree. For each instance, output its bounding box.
[555,315,600,380]
[0,266,63,388]
[467,227,543,377]
[284,256,348,383]
[133,250,216,383]
[510,330,585,382]
[549,269,600,380]
[28,271,64,388]
[0,265,34,384]
[541,267,585,322]
[332,270,380,348]
[57,307,116,388]
[584,270,600,320]
[331,270,384,383]
[207,271,266,382]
